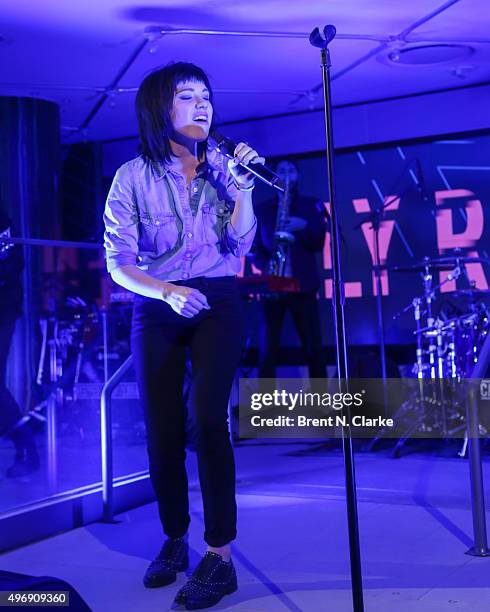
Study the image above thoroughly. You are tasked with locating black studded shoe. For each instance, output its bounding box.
[143,537,189,588]
[173,551,237,610]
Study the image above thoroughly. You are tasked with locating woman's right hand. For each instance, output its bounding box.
[162,283,210,318]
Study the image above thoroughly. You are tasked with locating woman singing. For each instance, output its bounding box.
[103,62,262,609]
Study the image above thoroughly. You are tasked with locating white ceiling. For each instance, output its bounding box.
[0,0,488,143]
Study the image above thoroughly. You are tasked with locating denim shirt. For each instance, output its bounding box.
[103,147,257,281]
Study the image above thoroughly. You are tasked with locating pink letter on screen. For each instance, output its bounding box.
[436,190,483,249]
[353,197,399,296]
[436,190,486,290]
[323,202,362,298]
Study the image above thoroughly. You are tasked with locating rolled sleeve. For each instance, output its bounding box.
[103,162,139,274]
[224,216,257,257]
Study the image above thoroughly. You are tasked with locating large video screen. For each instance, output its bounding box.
[252,133,490,345]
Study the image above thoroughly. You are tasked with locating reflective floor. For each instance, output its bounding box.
[1,440,489,611]
[0,405,147,514]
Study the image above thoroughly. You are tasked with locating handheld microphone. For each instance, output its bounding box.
[208,130,285,192]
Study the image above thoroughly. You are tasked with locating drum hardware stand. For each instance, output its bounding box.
[310,24,364,611]
[368,252,489,457]
[368,263,465,455]
[412,264,462,437]
[458,420,489,458]
[391,388,466,458]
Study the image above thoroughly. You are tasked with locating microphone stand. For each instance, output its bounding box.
[309,25,364,612]
[354,164,421,391]
[354,200,394,416]
[372,211,387,384]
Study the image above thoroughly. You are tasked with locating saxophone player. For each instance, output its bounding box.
[253,159,329,379]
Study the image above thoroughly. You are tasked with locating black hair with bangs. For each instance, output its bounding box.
[135,62,214,164]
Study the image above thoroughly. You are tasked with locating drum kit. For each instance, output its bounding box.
[391,254,489,381]
[375,253,490,456]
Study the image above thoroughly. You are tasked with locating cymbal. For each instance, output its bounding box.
[450,288,490,298]
[433,255,490,265]
[389,255,490,273]
[389,262,455,273]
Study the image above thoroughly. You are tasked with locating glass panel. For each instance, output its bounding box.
[111,390,149,478]
[0,241,145,515]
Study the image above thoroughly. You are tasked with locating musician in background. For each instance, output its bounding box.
[0,207,39,478]
[253,159,328,379]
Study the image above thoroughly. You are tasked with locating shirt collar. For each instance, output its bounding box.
[150,145,225,181]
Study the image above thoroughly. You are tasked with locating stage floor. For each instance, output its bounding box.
[1,440,489,611]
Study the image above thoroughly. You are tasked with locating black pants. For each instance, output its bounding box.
[0,320,23,437]
[131,276,243,547]
[258,291,326,379]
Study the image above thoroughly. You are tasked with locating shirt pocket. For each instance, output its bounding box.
[138,212,179,255]
[201,203,230,244]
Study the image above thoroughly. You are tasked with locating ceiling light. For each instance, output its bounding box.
[380,44,475,67]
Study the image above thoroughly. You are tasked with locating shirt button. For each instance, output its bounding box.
[182,272,189,279]
[185,252,192,259]
[193,186,198,193]
[218,208,224,213]
[187,232,193,238]
[155,220,161,226]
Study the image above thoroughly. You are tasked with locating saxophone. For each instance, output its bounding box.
[267,177,295,277]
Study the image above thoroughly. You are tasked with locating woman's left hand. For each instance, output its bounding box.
[228,142,265,188]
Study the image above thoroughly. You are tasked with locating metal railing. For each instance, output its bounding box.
[466,331,490,556]
[100,355,134,522]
